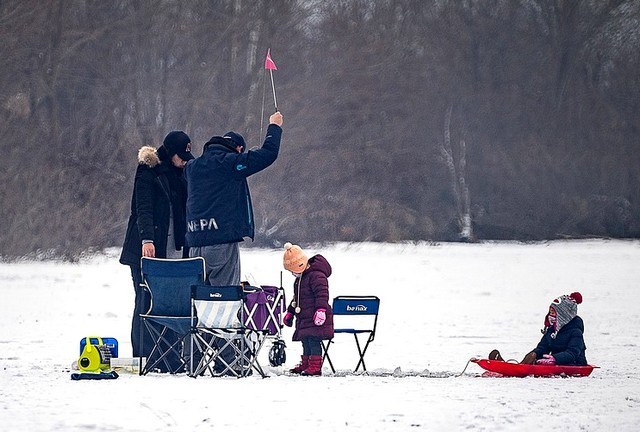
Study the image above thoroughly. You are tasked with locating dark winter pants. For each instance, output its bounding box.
[302,336,323,356]
[189,242,240,286]
[130,265,154,358]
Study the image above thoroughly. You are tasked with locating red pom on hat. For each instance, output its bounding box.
[569,292,583,304]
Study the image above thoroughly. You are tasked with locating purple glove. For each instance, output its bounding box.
[536,354,556,365]
[283,312,293,327]
[313,309,326,326]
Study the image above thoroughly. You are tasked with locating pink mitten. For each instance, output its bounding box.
[313,309,326,326]
[536,354,556,365]
[283,312,294,327]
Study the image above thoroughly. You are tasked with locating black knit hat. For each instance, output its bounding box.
[223,131,246,152]
[162,131,193,160]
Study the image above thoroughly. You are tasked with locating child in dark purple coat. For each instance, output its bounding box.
[282,242,334,376]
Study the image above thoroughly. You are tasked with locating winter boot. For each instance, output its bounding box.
[289,355,309,374]
[520,351,537,365]
[488,349,504,361]
[301,355,323,376]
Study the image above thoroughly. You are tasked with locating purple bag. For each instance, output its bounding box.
[243,285,285,335]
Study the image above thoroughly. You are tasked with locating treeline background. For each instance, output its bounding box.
[1,0,639,259]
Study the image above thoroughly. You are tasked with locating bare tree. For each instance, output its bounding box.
[439,105,473,241]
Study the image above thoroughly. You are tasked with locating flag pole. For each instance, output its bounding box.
[269,69,278,112]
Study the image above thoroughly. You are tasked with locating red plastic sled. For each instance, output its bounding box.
[472,358,596,377]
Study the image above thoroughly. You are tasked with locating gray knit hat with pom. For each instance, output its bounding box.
[550,292,582,338]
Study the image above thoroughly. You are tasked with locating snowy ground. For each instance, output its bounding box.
[1,240,639,431]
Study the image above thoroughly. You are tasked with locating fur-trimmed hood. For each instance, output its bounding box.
[138,146,160,167]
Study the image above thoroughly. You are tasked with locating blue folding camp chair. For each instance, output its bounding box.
[139,257,205,375]
[322,295,380,373]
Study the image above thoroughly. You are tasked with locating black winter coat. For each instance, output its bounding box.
[287,255,334,341]
[184,124,281,247]
[119,146,188,267]
[533,316,588,365]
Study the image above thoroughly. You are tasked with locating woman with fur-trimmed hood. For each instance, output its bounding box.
[119,131,193,362]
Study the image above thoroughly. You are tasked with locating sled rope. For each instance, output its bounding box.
[456,357,478,377]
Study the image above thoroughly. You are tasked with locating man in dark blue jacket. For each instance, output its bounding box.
[185,111,283,285]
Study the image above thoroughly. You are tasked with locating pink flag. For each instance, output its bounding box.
[265,48,278,70]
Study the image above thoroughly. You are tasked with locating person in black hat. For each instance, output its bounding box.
[185,112,283,286]
[185,113,282,375]
[119,130,193,365]
[161,131,194,168]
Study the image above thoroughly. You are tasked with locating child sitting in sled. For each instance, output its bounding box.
[490,292,587,366]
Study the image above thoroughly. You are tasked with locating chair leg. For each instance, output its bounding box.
[245,331,267,378]
[142,323,187,375]
[141,323,167,375]
[321,340,336,373]
[353,334,374,373]
[191,334,233,377]
[153,334,187,373]
[139,322,144,376]
[353,334,366,372]
[139,319,144,376]
[189,333,210,377]
[189,330,267,378]
[189,331,194,377]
